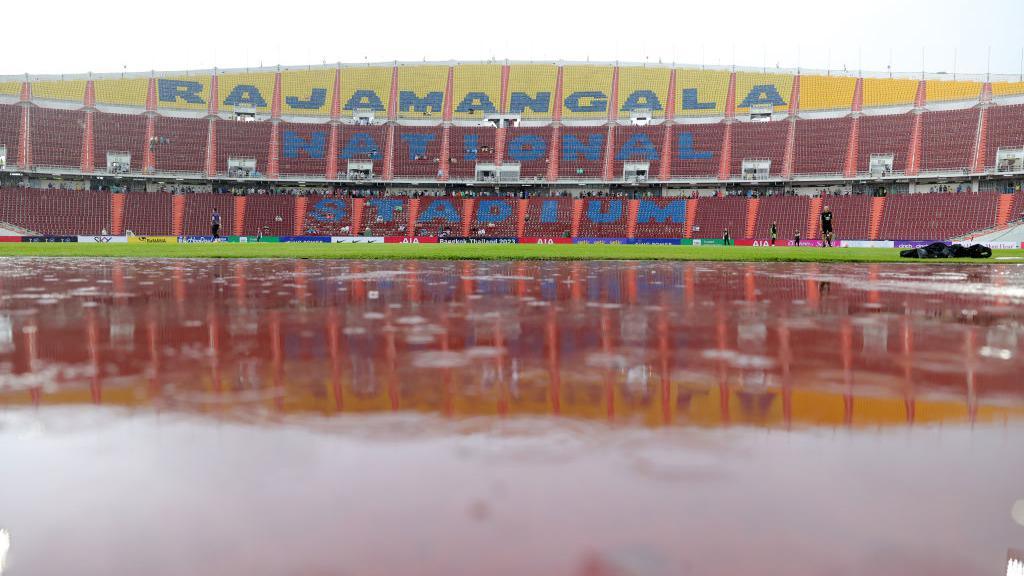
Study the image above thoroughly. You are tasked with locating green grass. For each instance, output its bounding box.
[1,243,1023,263]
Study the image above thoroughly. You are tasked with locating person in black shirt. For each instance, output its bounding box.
[769,221,778,246]
[793,230,801,246]
[723,229,731,245]
[820,206,834,247]
[211,208,221,239]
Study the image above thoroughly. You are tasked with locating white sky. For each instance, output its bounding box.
[5,0,1024,78]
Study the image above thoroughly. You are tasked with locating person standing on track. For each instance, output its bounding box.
[211,208,221,239]
[820,206,835,247]
[769,221,778,246]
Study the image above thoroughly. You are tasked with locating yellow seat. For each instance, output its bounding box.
[560,65,614,120]
[675,68,729,117]
[396,64,448,119]
[94,78,149,108]
[218,71,275,113]
[280,68,335,116]
[31,80,87,103]
[734,72,793,113]
[617,66,670,118]
[925,79,981,103]
[451,63,501,119]
[507,64,557,119]
[862,77,918,108]
[156,74,211,111]
[339,66,393,119]
[799,75,856,111]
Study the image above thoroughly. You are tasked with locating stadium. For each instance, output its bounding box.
[2,40,1024,576]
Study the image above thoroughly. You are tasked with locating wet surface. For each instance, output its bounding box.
[1,258,1023,575]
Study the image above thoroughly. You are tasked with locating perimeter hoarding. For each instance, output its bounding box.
[127,236,179,244]
[78,236,129,243]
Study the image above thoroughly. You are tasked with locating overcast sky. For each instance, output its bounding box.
[4,0,1023,78]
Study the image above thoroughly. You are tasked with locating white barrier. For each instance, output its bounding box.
[77,235,128,243]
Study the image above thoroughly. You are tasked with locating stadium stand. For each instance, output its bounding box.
[862,78,918,109]
[338,124,387,178]
[0,81,20,97]
[632,198,688,238]
[617,66,671,119]
[522,197,573,238]
[793,117,852,176]
[396,65,448,120]
[123,192,174,235]
[416,197,465,236]
[448,126,497,179]
[734,72,793,114]
[576,199,629,238]
[466,198,521,237]
[280,68,335,117]
[218,72,275,114]
[30,107,85,168]
[216,119,272,176]
[925,80,981,104]
[753,195,809,241]
[152,116,208,173]
[338,66,393,119]
[279,121,329,177]
[730,121,788,177]
[156,75,211,111]
[451,64,501,120]
[560,65,614,120]
[360,197,410,236]
[93,78,149,109]
[93,111,147,172]
[878,192,1000,239]
[559,126,607,179]
[506,64,558,119]
[611,126,664,179]
[991,81,1024,98]
[819,195,872,240]
[393,126,444,177]
[799,75,857,111]
[670,123,723,178]
[691,196,748,239]
[675,69,729,117]
[302,197,355,236]
[984,103,1024,169]
[0,104,22,166]
[504,126,552,179]
[30,80,87,103]
[182,192,235,236]
[0,188,109,234]
[242,195,296,236]
[856,112,915,173]
[918,108,977,172]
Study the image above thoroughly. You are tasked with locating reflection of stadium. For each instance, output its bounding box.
[2,259,1022,428]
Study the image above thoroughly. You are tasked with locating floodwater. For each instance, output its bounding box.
[1,258,1023,576]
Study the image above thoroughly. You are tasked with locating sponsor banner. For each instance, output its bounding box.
[839,240,896,249]
[894,240,944,249]
[678,239,694,246]
[573,238,631,245]
[519,237,573,244]
[0,236,23,242]
[331,236,385,243]
[78,235,129,243]
[693,238,727,246]
[227,236,281,243]
[128,235,179,244]
[979,241,1022,250]
[22,236,78,243]
[439,237,518,244]
[278,236,331,243]
[384,236,440,244]
[178,236,228,243]
[631,238,682,245]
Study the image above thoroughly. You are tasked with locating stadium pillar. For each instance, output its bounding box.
[744,198,759,239]
[171,194,185,236]
[438,125,451,181]
[553,65,564,123]
[778,324,792,429]
[601,309,615,422]
[351,198,365,235]
[546,124,560,181]
[271,72,282,120]
[659,70,677,182]
[788,74,800,116]
[570,199,583,237]
[499,63,511,114]
[208,73,219,116]
[232,195,246,236]
[406,198,420,237]
[293,196,307,236]
[87,310,102,404]
[843,117,860,178]
[626,199,639,238]
[684,197,697,239]
[516,199,528,237]
[80,111,94,173]
[461,199,474,236]
[267,122,280,178]
[207,306,223,393]
[806,196,822,239]
[717,123,732,180]
[145,77,157,111]
[205,119,218,177]
[331,67,342,120]
[382,124,396,180]
[781,118,796,178]
[17,102,30,168]
[142,115,156,172]
[715,308,729,424]
[972,107,988,173]
[387,65,399,121]
[326,124,339,179]
[326,308,345,413]
[111,193,125,235]
[841,320,854,426]
[657,315,672,426]
[442,66,454,122]
[905,112,923,176]
[601,124,615,181]
[868,196,885,240]
[725,72,736,119]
